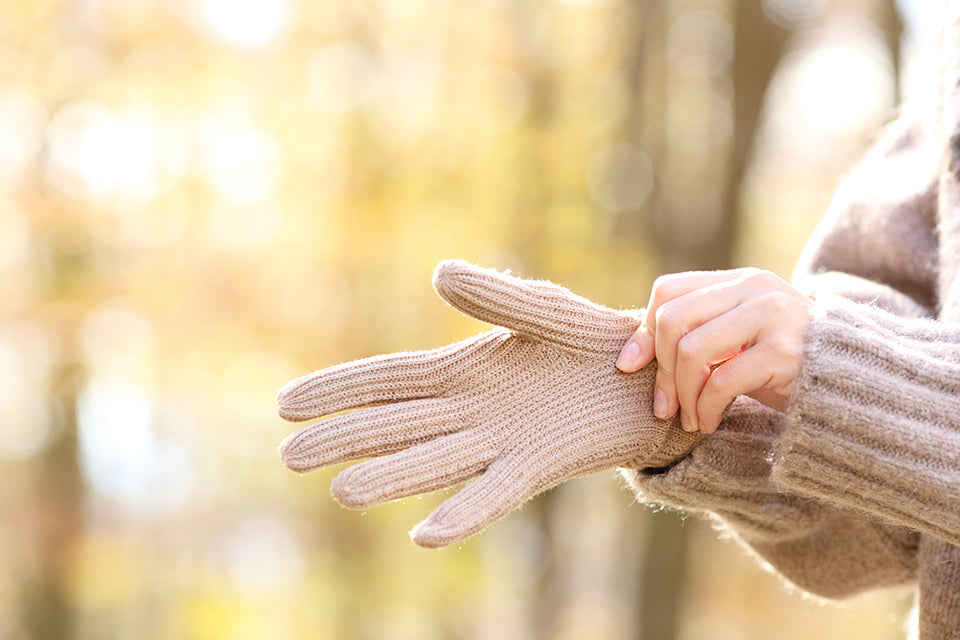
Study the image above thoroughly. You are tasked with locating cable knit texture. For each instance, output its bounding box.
[278,260,701,548]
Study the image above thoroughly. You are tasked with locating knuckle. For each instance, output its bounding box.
[735,266,763,278]
[734,266,763,281]
[656,362,675,382]
[676,334,700,364]
[655,301,692,349]
[651,274,682,305]
[766,331,803,360]
[705,365,732,393]
[743,268,780,289]
[653,303,669,325]
[759,291,791,313]
[654,303,679,335]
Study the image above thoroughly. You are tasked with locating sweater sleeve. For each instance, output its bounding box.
[625,396,920,599]
[624,113,946,600]
[627,283,960,599]
[775,294,960,546]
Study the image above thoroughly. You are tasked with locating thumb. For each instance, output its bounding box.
[433,259,638,357]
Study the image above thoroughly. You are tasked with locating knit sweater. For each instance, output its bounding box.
[623,74,960,640]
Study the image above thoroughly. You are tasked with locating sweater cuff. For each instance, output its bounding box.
[625,397,826,542]
[776,295,960,545]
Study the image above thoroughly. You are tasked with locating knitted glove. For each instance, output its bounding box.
[277,260,701,548]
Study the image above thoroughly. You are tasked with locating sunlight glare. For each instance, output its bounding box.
[45,102,185,205]
[0,87,46,189]
[200,120,281,205]
[78,376,194,511]
[307,41,378,114]
[202,0,293,49]
[766,29,892,156]
[366,58,440,146]
[797,45,890,131]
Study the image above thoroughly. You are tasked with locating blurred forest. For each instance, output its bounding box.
[0,0,938,639]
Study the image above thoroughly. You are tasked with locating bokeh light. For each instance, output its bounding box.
[307,41,379,114]
[587,142,655,214]
[0,87,46,189]
[202,0,295,49]
[46,102,186,205]
[770,26,893,145]
[199,119,282,205]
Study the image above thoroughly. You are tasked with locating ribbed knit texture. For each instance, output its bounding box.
[776,296,960,546]
[913,6,960,634]
[279,259,701,548]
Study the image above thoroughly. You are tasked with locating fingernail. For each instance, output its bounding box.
[680,410,696,432]
[702,416,720,434]
[653,388,668,419]
[616,340,641,371]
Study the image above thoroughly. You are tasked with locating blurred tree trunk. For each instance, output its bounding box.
[627,6,688,640]
[22,342,83,640]
[616,0,666,239]
[510,19,555,273]
[630,2,791,640]
[710,1,790,272]
[20,234,87,640]
[876,0,904,105]
[504,0,798,637]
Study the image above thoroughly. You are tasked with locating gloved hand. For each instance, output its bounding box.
[277,259,701,548]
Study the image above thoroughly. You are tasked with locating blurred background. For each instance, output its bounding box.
[0,0,939,638]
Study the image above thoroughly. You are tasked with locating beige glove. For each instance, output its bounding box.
[278,260,701,548]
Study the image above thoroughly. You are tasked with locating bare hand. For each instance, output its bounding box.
[615,269,813,434]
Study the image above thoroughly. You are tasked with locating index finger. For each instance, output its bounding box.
[645,269,760,330]
[618,270,749,373]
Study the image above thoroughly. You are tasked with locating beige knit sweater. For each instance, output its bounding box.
[624,49,960,640]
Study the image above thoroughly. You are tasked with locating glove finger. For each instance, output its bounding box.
[279,397,467,472]
[433,259,638,357]
[277,329,508,421]
[410,452,554,549]
[330,426,499,509]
